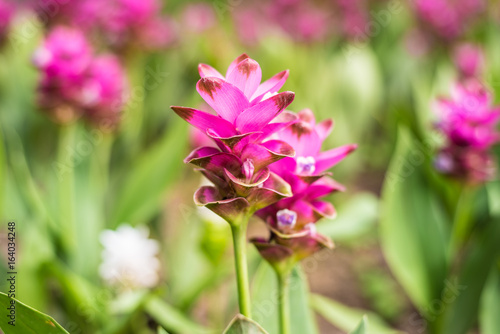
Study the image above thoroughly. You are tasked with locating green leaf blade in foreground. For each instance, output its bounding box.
[251,262,318,334]
[0,292,69,334]
[223,314,269,334]
[111,118,188,226]
[310,294,401,334]
[350,316,369,334]
[144,295,211,334]
[379,128,449,309]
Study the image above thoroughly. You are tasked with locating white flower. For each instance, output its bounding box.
[99,225,160,289]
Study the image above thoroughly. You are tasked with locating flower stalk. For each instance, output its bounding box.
[277,269,291,334]
[231,221,252,318]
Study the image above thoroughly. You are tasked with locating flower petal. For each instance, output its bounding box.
[316,119,334,141]
[235,91,295,132]
[196,77,249,123]
[240,141,294,171]
[251,70,290,103]
[194,186,249,224]
[226,58,262,99]
[206,129,261,149]
[184,146,221,163]
[246,172,293,211]
[171,106,237,137]
[225,53,250,77]
[315,144,357,173]
[252,240,294,266]
[186,150,242,178]
[198,63,224,79]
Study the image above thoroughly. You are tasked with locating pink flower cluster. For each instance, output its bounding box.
[414,0,485,41]
[172,54,356,267]
[33,27,127,126]
[453,43,484,79]
[0,0,15,44]
[32,0,176,50]
[435,81,500,183]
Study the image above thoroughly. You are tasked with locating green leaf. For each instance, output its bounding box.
[440,218,500,334]
[222,314,269,334]
[380,128,449,309]
[144,295,212,334]
[480,266,500,334]
[350,316,368,334]
[111,118,188,226]
[317,192,379,242]
[0,292,69,334]
[251,262,318,334]
[158,326,170,334]
[310,294,401,334]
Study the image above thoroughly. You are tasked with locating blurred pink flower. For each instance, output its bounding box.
[81,55,128,126]
[182,3,216,33]
[34,26,127,126]
[435,81,500,183]
[266,0,331,42]
[414,0,485,40]
[32,0,176,50]
[453,43,484,79]
[253,109,356,269]
[0,0,15,43]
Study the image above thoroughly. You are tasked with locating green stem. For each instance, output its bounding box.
[231,223,252,318]
[58,123,77,256]
[448,185,477,259]
[278,271,291,334]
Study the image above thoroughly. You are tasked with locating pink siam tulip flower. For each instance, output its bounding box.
[0,0,15,44]
[182,3,216,33]
[436,82,500,149]
[434,81,500,183]
[266,0,331,43]
[50,0,177,50]
[414,0,485,41]
[34,26,128,126]
[33,26,94,121]
[80,55,128,127]
[171,54,297,224]
[453,43,484,79]
[253,109,357,271]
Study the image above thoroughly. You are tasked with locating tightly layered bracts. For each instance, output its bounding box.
[171,54,297,225]
[434,81,500,184]
[253,109,357,272]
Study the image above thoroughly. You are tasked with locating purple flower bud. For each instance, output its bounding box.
[276,209,297,231]
[296,156,316,175]
[242,159,255,182]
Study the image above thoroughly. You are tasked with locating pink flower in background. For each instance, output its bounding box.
[0,0,15,43]
[253,109,356,269]
[171,54,297,224]
[436,82,500,149]
[182,3,216,33]
[453,43,484,79]
[414,0,485,40]
[33,27,94,117]
[34,0,177,50]
[334,0,370,40]
[266,0,331,43]
[80,55,128,126]
[435,81,500,183]
[34,26,128,126]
